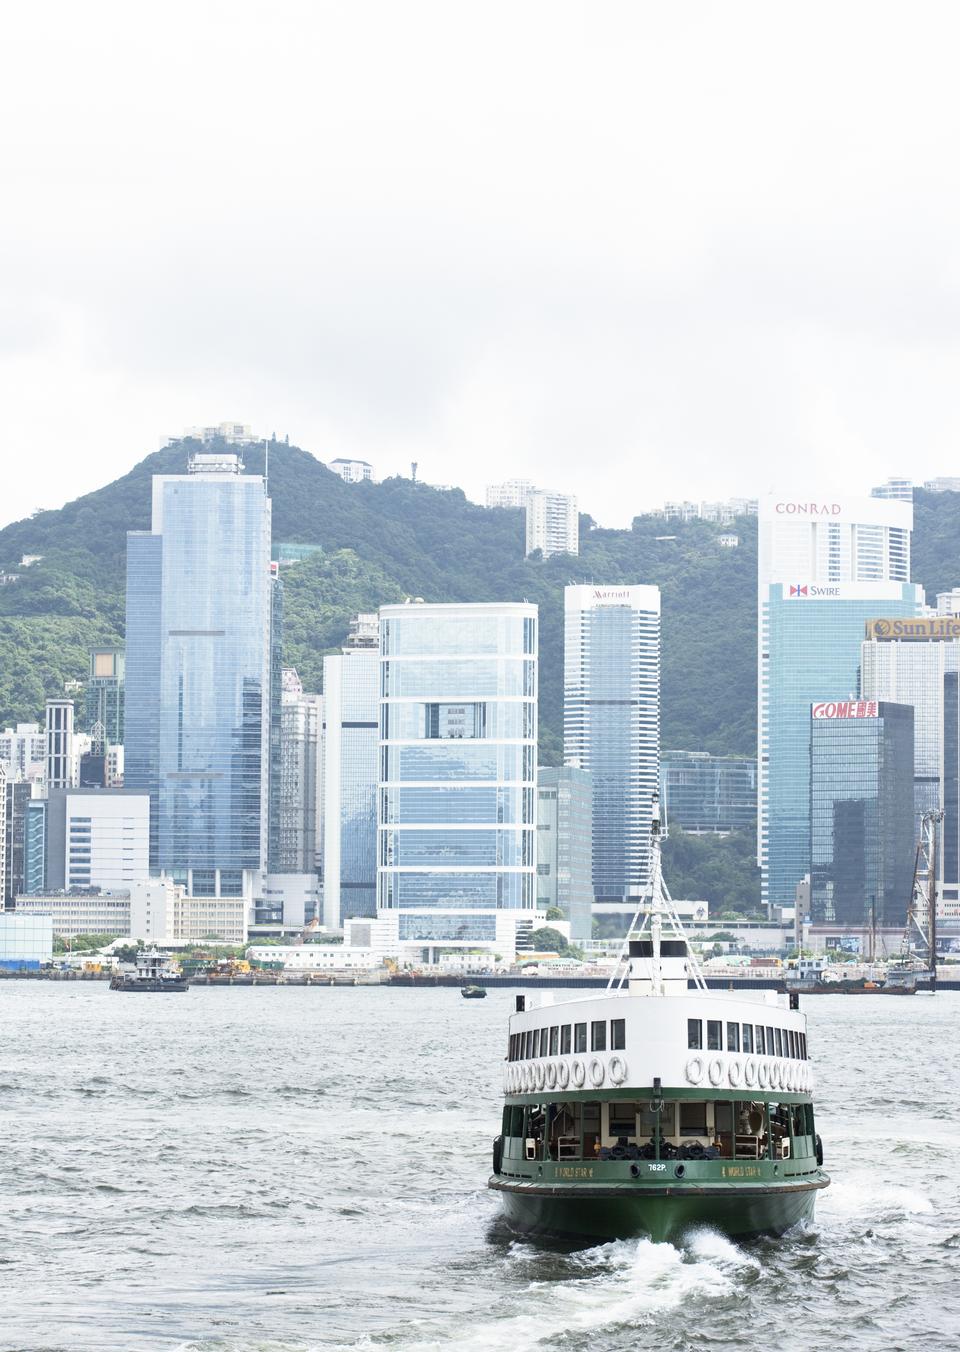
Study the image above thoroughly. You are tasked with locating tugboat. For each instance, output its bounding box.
[462,984,488,999]
[110,948,188,992]
[489,796,829,1244]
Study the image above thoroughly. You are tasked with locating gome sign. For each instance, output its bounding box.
[811,700,878,720]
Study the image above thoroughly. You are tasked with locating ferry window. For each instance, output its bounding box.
[727,1022,740,1052]
[687,1019,702,1050]
[679,1101,708,1137]
[561,1025,571,1055]
[742,1024,753,1054]
[533,1029,541,1058]
[501,1107,511,1134]
[510,1105,524,1135]
[524,1031,532,1059]
[766,1027,775,1056]
[801,1033,807,1060]
[637,1103,661,1138]
[574,1023,587,1054]
[591,1021,607,1052]
[756,1027,765,1055]
[611,1019,626,1051]
[707,1020,722,1051]
[509,1034,516,1061]
[549,1026,559,1056]
[609,1100,637,1138]
[775,1028,783,1057]
[583,1102,601,1158]
[788,1030,797,1059]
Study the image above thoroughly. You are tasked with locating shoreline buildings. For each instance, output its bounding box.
[125,452,273,908]
[376,600,539,960]
[757,492,921,911]
[564,585,661,906]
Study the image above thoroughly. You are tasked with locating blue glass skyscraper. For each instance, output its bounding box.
[377,601,538,957]
[125,453,272,901]
[761,581,921,908]
[563,585,661,903]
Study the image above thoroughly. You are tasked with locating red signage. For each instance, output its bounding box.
[811,700,878,720]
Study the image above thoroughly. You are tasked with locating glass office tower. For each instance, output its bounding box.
[125,453,272,900]
[661,751,757,834]
[377,601,538,953]
[761,581,922,909]
[563,585,660,903]
[536,765,593,940]
[810,700,914,927]
[322,644,380,927]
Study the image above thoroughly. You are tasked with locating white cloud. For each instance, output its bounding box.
[2,0,960,526]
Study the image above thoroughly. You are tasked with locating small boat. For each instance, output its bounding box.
[489,795,829,1244]
[110,949,188,992]
[462,984,487,999]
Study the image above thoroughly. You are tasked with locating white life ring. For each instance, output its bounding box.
[728,1058,742,1088]
[708,1057,724,1087]
[535,1062,546,1091]
[589,1057,605,1088]
[685,1055,704,1086]
[571,1059,585,1088]
[526,1065,536,1093]
[744,1057,757,1087]
[778,1062,787,1091]
[787,1065,796,1093]
[608,1055,627,1085]
[507,1068,515,1093]
[758,1061,769,1089]
[557,1060,570,1089]
[771,1061,781,1090]
[546,1061,557,1090]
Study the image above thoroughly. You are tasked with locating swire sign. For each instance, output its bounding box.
[788,584,841,598]
[811,700,878,720]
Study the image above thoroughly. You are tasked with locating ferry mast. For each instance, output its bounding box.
[607,793,706,994]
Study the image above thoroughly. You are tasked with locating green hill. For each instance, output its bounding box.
[0,437,759,762]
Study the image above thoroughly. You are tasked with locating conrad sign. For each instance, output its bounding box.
[774,502,842,516]
[865,617,960,641]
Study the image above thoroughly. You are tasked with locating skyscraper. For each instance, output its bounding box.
[84,648,124,746]
[810,699,914,928]
[322,621,380,928]
[563,585,661,903]
[536,765,593,941]
[125,452,273,903]
[377,601,538,958]
[525,491,579,558]
[45,699,76,790]
[758,490,919,910]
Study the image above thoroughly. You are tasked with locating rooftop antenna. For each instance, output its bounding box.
[411,461,418,483]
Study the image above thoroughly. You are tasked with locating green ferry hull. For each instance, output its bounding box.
[490,1175,827,1245]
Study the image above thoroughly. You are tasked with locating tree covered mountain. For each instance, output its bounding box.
[3,436,957,766]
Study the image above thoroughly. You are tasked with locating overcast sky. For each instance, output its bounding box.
[2,1,959,529]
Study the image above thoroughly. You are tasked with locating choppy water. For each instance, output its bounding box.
[1,985,958,1351]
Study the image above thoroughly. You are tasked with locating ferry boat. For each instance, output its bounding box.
[110,949,188,992]
[489,799,829,1243]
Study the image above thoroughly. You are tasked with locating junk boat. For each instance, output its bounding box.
[462,984,488,999]
[489,797,829,1244]
[110,949,188,992]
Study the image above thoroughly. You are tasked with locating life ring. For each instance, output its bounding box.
[506,1068,514,1093]
[744,1057,757,1087]
[758,1061,769,1089]
[685,1055,704,1086]
[535,1063,546,1091]
[608,1055,627,1085]
[546,1061,557,1090]
[771,1061,781,1090]
[589,1057,605,1088]
[525,1065,535,1093]
[708,1057,724,1087]
[728,1058,742,1088]
[557,1060,570,1089]
[571,1059,585,1088]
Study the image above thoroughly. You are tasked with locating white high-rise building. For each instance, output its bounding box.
[564,585,661,904]
[525,490,579,558]
[45,699,77,790]
[758,492,920,910]
[485,479,535,509]
[0,724,46,781]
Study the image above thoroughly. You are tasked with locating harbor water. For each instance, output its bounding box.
[2,985,959,1351]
